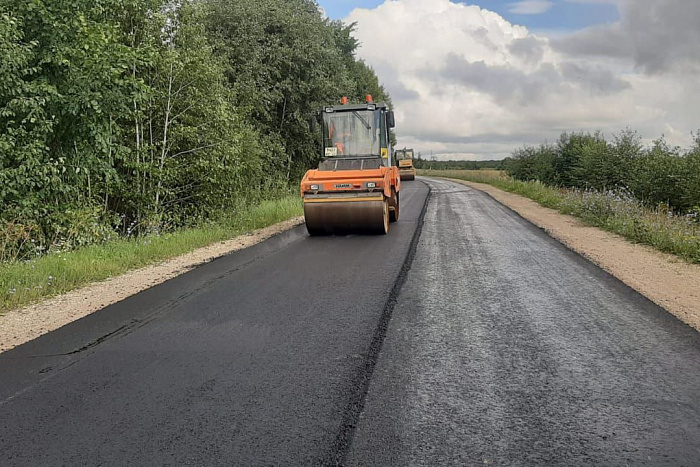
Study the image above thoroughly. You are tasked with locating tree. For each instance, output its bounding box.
[0,0,396,259]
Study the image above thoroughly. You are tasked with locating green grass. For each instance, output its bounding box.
[420,169,700,265]
[0,196,303,312]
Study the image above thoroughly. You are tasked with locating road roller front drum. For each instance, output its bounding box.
[304,196,389,235]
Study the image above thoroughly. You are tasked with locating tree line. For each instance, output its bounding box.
[503,131,700,212]
[0,0,392,256]
[413,158,505,170]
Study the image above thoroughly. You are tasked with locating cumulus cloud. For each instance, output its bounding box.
[554,0,700,74]
[346,0,700,160]
[508,36,546,64]
[437,57,560,104]
[558,62,630,94]
[551,24,629,59]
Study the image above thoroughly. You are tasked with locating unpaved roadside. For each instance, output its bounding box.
[0,217,304,353]
[445,178,700,332]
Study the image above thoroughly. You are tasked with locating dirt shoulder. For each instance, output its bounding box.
[445,178,700,332]
[0,217,304,353]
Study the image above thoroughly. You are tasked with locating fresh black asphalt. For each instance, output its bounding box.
[347,178,700,466]
[2,177,700,466]
[0,182,428,465]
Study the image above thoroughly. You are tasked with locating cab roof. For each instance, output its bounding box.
[323,102,389,113]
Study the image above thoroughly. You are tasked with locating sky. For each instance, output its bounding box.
[320,0,619,33]
[315,0,700,160]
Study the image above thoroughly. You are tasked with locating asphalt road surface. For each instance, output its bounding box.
[0,181,429,466]
[2,178,700,466]
[347,178,700,466]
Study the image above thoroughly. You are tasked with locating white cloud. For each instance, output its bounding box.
[507,1,554,15]
[554,0,700,74]
[345,0,700,160]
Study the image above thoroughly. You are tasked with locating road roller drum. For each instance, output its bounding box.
[304,196,388,235]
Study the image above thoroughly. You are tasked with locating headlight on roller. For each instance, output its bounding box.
[310,184,320,191]
[366,182,376,188]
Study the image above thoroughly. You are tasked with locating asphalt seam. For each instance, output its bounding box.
[325,181,432,467]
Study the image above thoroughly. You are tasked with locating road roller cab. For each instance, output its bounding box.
[301,96,400,235]
[396,148,416,181]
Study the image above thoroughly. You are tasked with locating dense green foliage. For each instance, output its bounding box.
[0,0,391,261]
[504,130,700,212]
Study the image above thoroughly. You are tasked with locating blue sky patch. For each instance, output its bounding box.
[317,0,619,32]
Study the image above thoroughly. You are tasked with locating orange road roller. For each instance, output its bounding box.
[395,148,416,181]
[301,96,401,235]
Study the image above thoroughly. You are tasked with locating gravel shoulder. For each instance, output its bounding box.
[0,217,303,353]
[445,177,700,332]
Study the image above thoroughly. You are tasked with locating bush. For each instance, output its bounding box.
[505,130,700,214]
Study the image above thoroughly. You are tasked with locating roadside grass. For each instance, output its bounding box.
[420,169,700,265]
[0,196,303,313]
